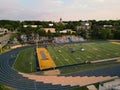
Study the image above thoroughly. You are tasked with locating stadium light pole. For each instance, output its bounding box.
[37,40,38,48]
[36,36,39,48]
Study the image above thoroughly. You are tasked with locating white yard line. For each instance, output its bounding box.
[51,47,64,65]
[58,46,77,64]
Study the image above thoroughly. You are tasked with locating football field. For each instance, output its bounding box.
[14,41,120,72]
[47,42,120,67]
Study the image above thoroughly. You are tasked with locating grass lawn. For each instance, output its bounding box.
[0,45,10,54]
[13,48,36,73]
[0,85,13,90]
[47,42,120,67]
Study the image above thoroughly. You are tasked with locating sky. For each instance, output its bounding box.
[0,0,120,21]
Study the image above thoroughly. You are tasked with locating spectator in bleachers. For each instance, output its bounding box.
[53,35,84,44]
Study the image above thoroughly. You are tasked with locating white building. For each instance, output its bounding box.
[44,28,56,33]
[60,29,76,34]
[0,28,8,35]
[23,25,38,28]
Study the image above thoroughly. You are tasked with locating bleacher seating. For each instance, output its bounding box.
[99,78,120,90]
[53,35,84,44]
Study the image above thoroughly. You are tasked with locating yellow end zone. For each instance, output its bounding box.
[36,48,56,70]
[111,42,120,45]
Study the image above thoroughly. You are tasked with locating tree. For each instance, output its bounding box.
[100,29,112,39]
[91,28,101,39]
[72,32,77,36]
[66,31,71,35]
[113,30,120,39]
[36,28,46,36]
[54,30,61,36]
[47,30,52,38]
[78,29,87,38]
[55,23,65,31]
[0,20,20,31]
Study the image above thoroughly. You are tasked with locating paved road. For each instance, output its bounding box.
[0,33,11,47]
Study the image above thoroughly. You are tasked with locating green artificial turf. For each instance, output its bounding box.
[13,48,36,73]
[47,42,120,67]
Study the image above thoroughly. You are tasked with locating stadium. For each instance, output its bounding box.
[0,40,120,90]
[1,0,120,89]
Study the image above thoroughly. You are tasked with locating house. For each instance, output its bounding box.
[0,28,8,35]
[44,28,56,33]
[60,29,76,34]
[103,25,113,28]
[103,25,113,30]
[23,25,38,28]
[76,21,92,31]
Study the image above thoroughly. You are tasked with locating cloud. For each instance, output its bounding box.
[0,0,120,21]
[98,0,105,2]
[51,0,64,5]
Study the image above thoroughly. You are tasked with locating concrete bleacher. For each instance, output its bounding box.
[99,78,120,90]
[87,85,97,90]
[21,73,117,88]
[53,35,84,44]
